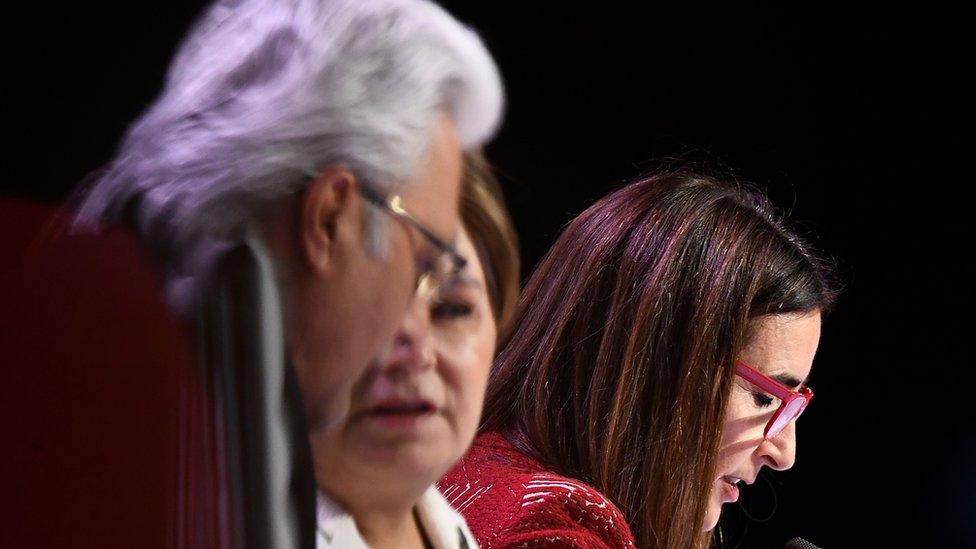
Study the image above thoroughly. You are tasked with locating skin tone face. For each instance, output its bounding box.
[317,227,497,547]
[252,112,464,547]
[703,311,822,532]
[280,112,463,439]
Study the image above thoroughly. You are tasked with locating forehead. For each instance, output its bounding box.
[741,312,822,385]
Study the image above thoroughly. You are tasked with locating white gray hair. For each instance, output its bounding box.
[75,0,503,269]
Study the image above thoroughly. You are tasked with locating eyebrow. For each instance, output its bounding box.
[772,373,805,389]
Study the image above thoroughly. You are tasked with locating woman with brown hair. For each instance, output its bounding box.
[458,152,521,333]
[440,171,836,548]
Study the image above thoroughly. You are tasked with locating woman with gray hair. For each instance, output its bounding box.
[77,0,503,313]
[74,0,505,547]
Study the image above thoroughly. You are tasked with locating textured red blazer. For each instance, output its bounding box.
[439,432,636,548]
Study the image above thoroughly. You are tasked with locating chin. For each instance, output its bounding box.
[374,437,460,479]
[702,508,720,532]
[701,491,722,532]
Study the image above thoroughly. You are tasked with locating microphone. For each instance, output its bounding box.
[785,537,822,549]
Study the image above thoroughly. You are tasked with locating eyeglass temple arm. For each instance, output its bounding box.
[357,184,467,271]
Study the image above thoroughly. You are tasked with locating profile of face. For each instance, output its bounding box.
[312,226,497,511]
[288,113,463,435]
[703,311,823,531]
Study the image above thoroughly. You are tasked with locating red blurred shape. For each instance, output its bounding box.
[0,198,224,548]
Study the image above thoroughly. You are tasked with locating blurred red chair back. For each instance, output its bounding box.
[0,198,223,548]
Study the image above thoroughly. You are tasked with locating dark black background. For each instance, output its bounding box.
[5,2,973,547]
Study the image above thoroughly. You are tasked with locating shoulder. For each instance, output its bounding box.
[497,473,636,548]
[440,433,636,548]
[440,432,533,541]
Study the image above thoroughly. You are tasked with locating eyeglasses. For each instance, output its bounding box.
[358,184,468,300]
[734,361,814,440]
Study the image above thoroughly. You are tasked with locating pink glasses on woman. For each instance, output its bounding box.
[735,361,814,440]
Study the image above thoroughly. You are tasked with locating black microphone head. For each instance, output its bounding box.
[785,537,822,549]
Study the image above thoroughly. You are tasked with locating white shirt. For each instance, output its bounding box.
[316,486,477,548]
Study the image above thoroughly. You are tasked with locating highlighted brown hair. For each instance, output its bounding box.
[482,171,836,548]
[460,152,520,334]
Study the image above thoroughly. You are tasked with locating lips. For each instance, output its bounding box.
[720,476,748,503]
[368,398,436,415]
[363,397,438,430]
[722,475,744,486]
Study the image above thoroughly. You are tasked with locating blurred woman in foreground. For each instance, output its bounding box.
[442,171,837,548]
[314,153,519,548]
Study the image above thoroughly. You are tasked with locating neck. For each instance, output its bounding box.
[351,502,427,549]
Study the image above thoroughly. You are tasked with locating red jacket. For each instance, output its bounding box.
[439,432,636,548]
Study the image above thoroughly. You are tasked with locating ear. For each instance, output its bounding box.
[299,166,359,274]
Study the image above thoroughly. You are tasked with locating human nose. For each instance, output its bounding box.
[385,299,436,372]
[759,420,797,471]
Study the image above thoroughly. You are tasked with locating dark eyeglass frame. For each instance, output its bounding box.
[358,184,468,298]
[734,361,814,440]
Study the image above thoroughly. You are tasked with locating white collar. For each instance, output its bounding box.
[316,486,476,549]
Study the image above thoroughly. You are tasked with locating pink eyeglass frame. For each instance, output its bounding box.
[734,361,814,440]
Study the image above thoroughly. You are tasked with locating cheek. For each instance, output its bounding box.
[715,393,765,472]
[345,223,413,309]
[441,325,496,428]
[304,372,359,434]
[367,258,414,333]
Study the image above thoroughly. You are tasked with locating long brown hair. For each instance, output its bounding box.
[460,151,520,334]
[481,171,836,548]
